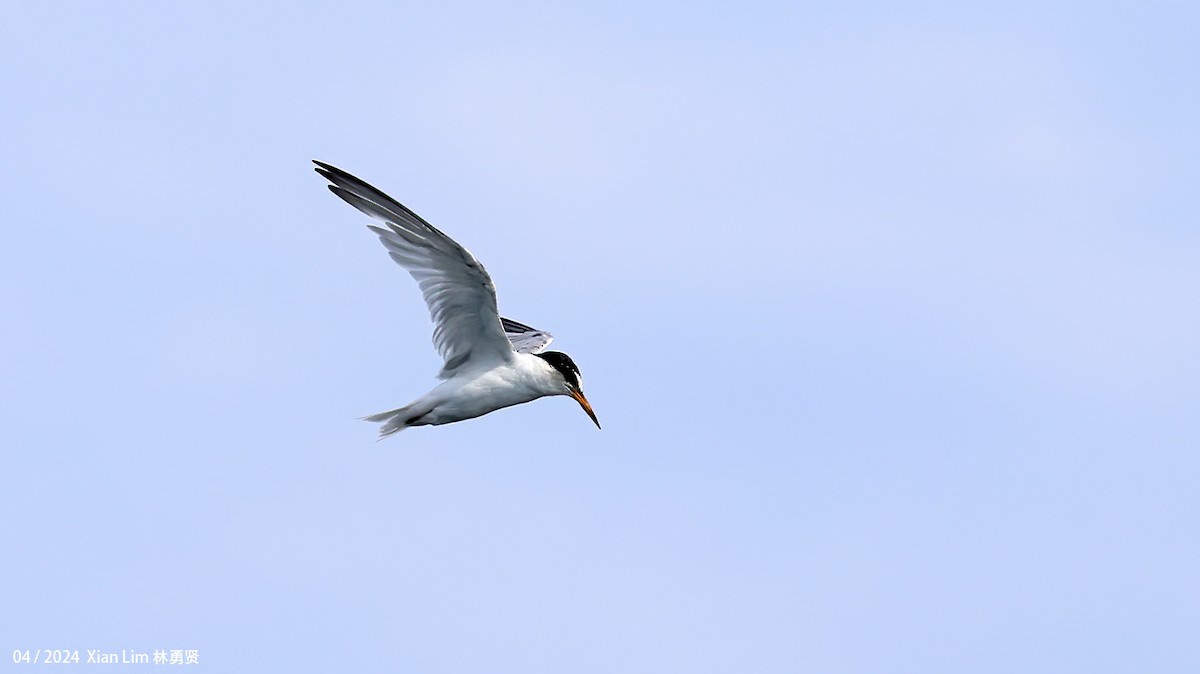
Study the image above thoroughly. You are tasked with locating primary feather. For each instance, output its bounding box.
[501,317,554,354]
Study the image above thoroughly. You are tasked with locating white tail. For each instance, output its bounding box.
[362,406,414,439]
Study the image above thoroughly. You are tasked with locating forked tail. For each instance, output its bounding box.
[362,406,419,439]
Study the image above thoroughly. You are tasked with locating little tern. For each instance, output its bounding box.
[314,161,600,437]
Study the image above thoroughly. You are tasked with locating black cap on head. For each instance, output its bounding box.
[535,351,583,390]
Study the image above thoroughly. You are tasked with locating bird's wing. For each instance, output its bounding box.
[314,161,514,378]
[501,317,554,354]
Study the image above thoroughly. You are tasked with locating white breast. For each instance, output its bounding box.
[417,353,563,425]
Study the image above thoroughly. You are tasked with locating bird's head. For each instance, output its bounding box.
[535,351,600,429]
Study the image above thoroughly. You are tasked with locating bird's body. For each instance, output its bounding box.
[313,161,599,437]
[366,352,568,432]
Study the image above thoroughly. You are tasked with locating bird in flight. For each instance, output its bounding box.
[314,161,600,437]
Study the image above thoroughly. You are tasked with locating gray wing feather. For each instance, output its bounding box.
[315,161,514,378]
[501,317,554,354]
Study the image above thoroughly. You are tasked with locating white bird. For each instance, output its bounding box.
[314,161,600,437]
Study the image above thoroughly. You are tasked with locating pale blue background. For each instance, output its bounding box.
[2,1,1198,672]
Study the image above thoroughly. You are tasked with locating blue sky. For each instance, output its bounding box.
[2,1,1198,672]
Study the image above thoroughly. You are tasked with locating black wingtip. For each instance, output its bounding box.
[314,160,355,183]
[313,160,338,179]
[501,317,537,333]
